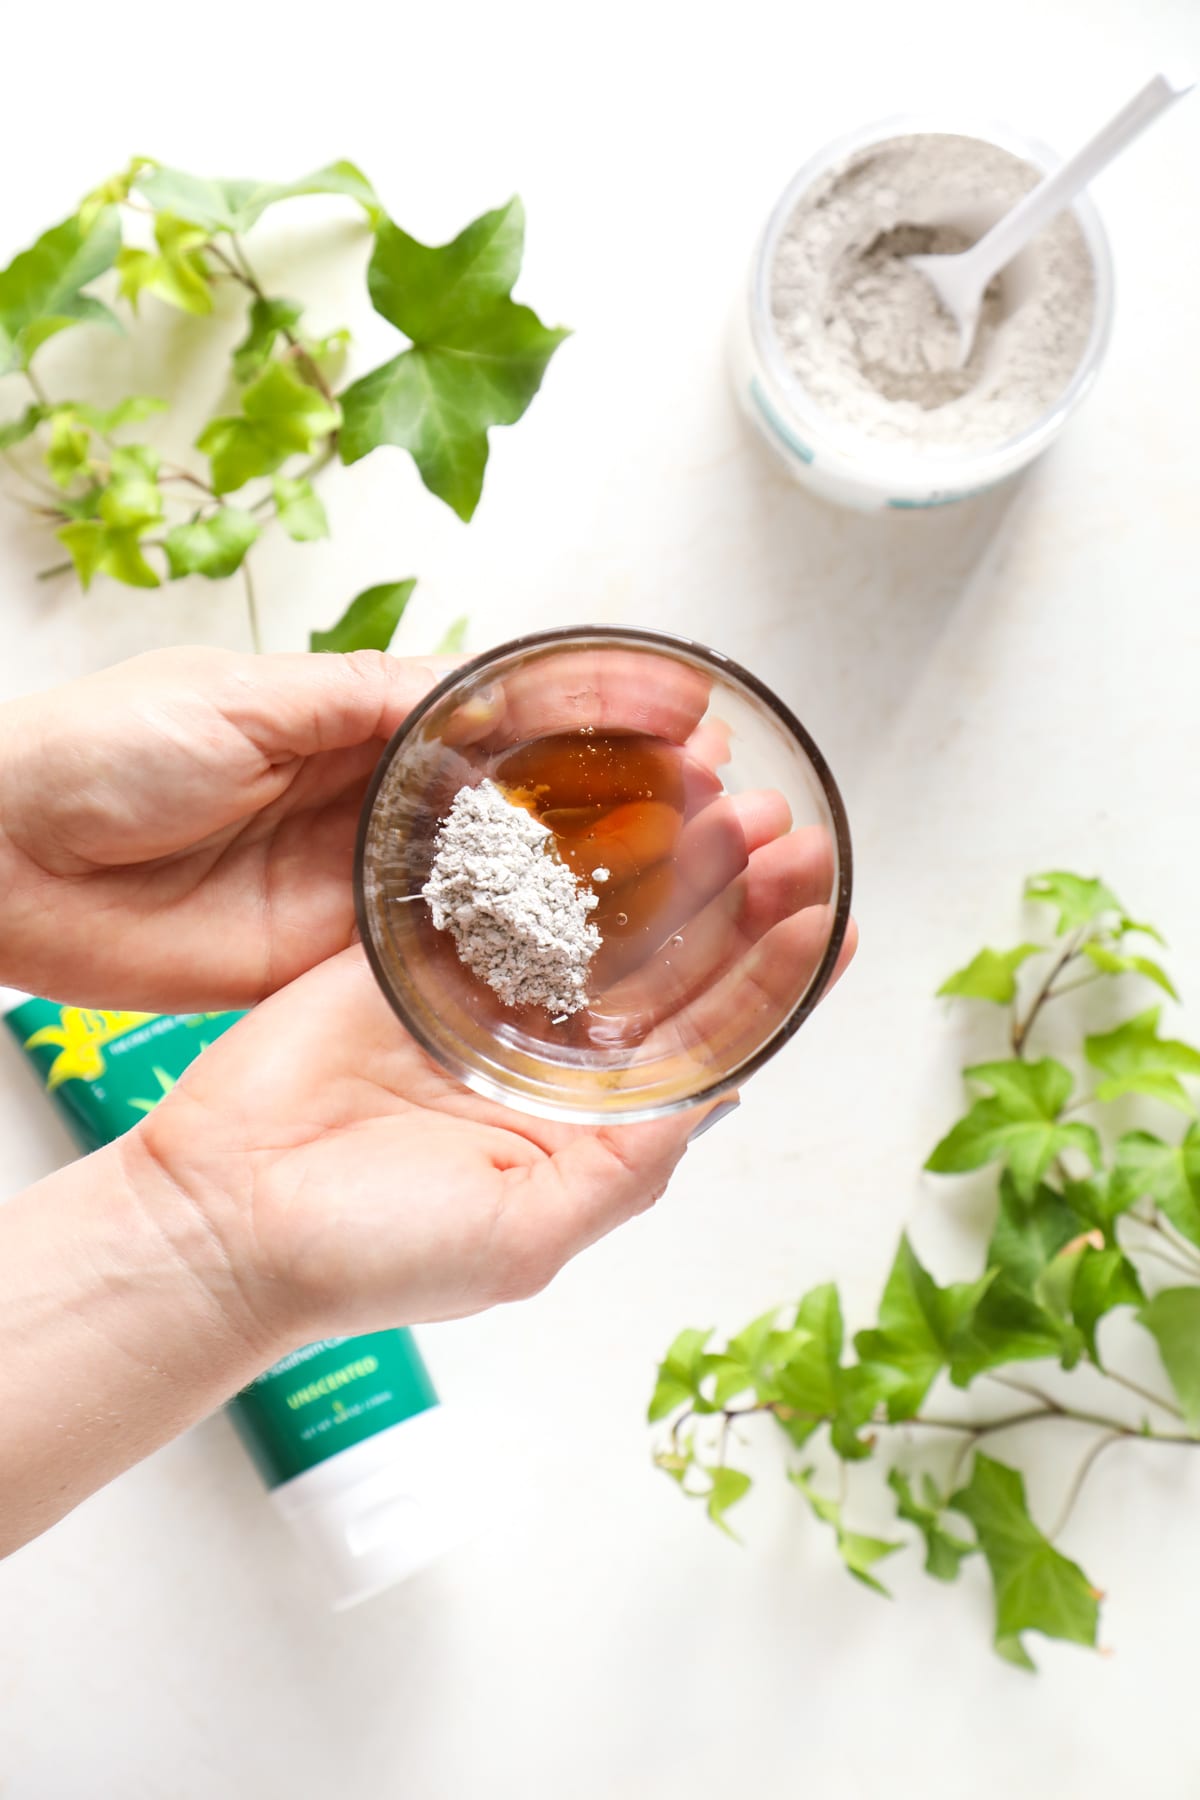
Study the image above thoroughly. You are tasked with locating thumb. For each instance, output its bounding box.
[218,649,462,760]
[487,1102,735,1301]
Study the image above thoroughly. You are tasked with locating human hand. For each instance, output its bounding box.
[126,946,729,1339]
[0,646,451,1011]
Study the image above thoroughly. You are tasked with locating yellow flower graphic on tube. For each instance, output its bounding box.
[23,1008,155,1089]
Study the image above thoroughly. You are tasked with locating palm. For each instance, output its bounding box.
[141,948,693,1336]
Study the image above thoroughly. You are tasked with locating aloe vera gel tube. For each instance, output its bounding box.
[1,989,468,1608]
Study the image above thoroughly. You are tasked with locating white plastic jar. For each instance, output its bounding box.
[732,116,1116,512]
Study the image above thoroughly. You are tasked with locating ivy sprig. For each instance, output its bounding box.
[0,157,567,654]
[650,870,1200,1671]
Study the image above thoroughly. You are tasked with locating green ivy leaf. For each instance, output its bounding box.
[307,326,351,383]
[1119,915,1167,947]
[986,1175,1092,1290]
[98,445,162,530]
[0,403,46,449]
[790,1468,902,1596]
[271,474,329,542]
[232,297,304,383]
[705,1466,752,1539]
[436,615,469,654]
[854,1235,993,1420]
[197,362,340,494]
[339,198,569,521]
[1025,871,1122,937]
[116,213,212,315]
[1060,1171,1131,1241]
[925,1059,1101,1200]
[1082,942,1178,1000]
[45,413,91,488]
[951,1454,1100,1669]
[56,519,159,590]
[764,1286,901,1458]
[78,157,155,232]
[653,1440,694,1486]
[1071,1247,1143,1365]
[1137,1289,1200,1430]
[1085,1009,1200,1113]
[136,160,381,235]
[768,1284,843,1437]
[937,944,1043,1004]
[0,209,121,373]
[164,508,259,579]
[887,1469,975,1581]
[1110,1128,1200,1248]
[309,578,417,656]
[646,1327,714,1423]
[700,1307,802,1408]
[948,1274,1083,1386]
[72,396,168,434]
[34,399,170,490]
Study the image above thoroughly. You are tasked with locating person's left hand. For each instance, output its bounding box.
[0,646,452,1010]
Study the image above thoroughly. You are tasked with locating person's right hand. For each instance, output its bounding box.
[126,946,720,1340]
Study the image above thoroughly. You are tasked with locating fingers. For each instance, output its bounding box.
[586,824,834,1033]
[686,716,733,772]
[640,903,856,1067]
[488,1115,694,1296]
[587,788,792,987]
[217,649,459,761]
[442,647,713,750]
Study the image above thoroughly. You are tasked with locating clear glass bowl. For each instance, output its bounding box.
[355,627,852,1122]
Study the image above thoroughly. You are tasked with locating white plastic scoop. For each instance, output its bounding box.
[907,71,1195,366]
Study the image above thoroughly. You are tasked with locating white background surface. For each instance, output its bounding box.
[2,1,1199,1794]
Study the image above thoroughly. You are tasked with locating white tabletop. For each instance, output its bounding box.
[3,1,1200,1794]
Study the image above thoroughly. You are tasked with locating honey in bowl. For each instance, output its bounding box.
[492,729,711,993]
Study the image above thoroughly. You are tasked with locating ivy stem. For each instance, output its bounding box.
[1122,1209,1200,1278]
[918,1407,1052,1435]
[161,462,216,497]
[1145,1209,1200,1272]
[2,449,62,506]
[1131,1237,1200,1279]
[1048,1431,1123,1539]
[210,235,336,405]
[1012,930,1086,1058]
[1100,1365,1184,1421]
[987,1372,1059,1408]
[243,558,262,655]
[1046,972,1106,1001]
[248,439,337,518]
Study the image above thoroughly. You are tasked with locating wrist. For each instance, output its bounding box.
[111,1126,290,1374]
[124,1090,311,1353]
[0,1135,286,1552]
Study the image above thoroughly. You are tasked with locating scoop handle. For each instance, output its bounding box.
[962,71,1194,294]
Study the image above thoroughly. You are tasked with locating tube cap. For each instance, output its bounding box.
[270,1405,471,1609]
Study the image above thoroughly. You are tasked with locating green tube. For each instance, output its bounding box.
[2,992,466,1606]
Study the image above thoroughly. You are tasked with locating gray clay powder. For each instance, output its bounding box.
[769,133,1096,451]
[423,779,600,1015]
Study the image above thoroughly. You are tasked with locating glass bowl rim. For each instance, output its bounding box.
[353,624,854,1120]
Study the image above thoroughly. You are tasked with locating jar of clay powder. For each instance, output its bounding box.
[733,116,1115,511]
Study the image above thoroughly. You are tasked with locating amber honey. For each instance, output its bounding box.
[493,730,694,986]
